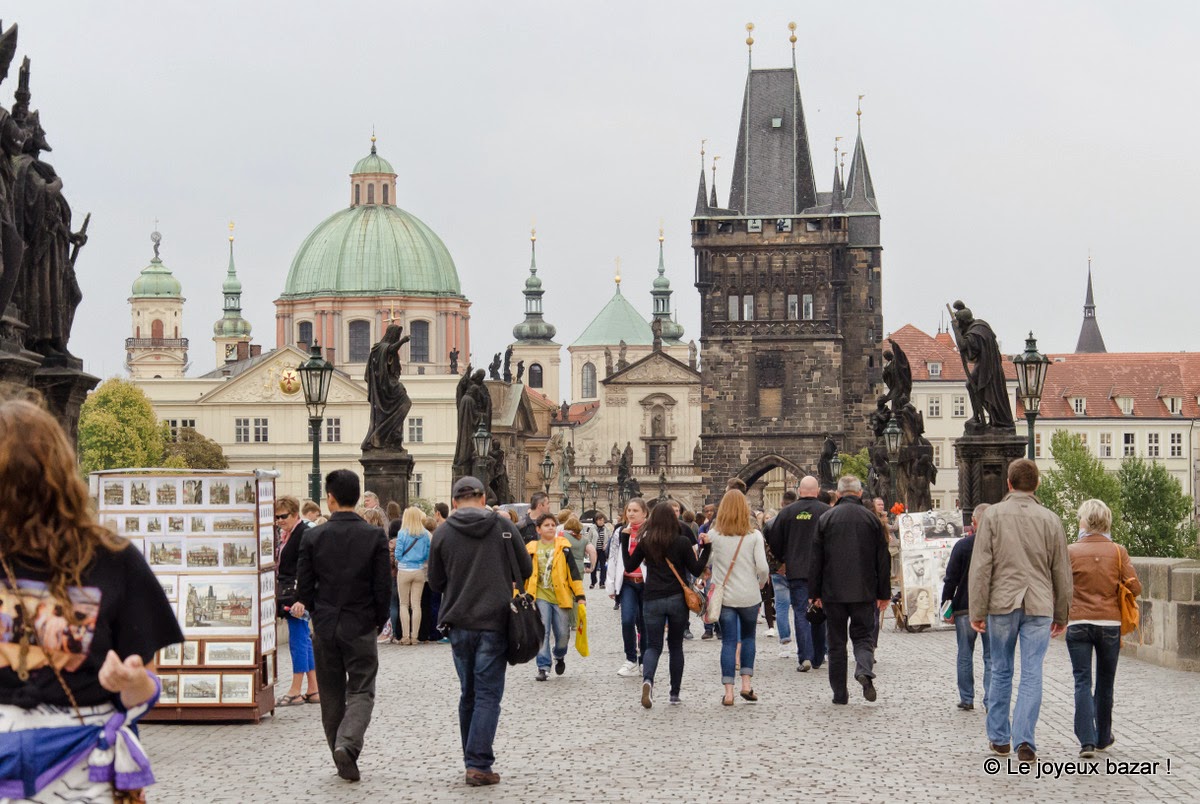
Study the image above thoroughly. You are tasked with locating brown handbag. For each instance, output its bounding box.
[666,559,704,614]
[1115,545,1139,637]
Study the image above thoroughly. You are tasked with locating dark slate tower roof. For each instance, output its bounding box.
[727,67,817,215]
[1074,266,1107,353]
[694,167,709,216]
[844,121,878,213]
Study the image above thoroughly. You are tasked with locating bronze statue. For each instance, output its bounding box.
[817,434,837,488]
[487,352,501,381]
[564,442,575,475]
[0,25,28,318]
[650,317,663,350]
[515,359,524,382]
[622,441,634,468]
[881,339,911,410]
[448,347,459,374]
[488,442,511,504]
[908,449,937,512]
[949,301,1015,432]
[610,442,620,467]
[361,324,412,452]
[453,365,492,475]
[502,345,514,383]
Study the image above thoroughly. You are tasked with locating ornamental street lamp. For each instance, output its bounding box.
[1012,331,1051,461]
[297,344,334,502]
[658,469,668,501]
[472,423,492,494]
[540,452,554,495]
[560,463,572,511]
[606,483,615,519]
[883,417,902,509]
[830,453,844,482]
[589,481,599,518]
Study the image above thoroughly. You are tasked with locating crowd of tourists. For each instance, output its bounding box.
[0,389,1147,796]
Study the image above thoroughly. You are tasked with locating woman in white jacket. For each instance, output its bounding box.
[705,489,770,705]
[605,499,650,677]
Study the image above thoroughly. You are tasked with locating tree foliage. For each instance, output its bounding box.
[163,426,229,470]
[1037,430,1122,540]
[1116,457,1198,558]
[78,379,163,474]
[837,448,870,484]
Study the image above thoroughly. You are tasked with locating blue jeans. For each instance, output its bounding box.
[1065,624,1121,748]
[642,594,689,694]
[536,599,570,670]
[287,614,315,674]
[985,609,1052,750]
[388,580,401,638]
[718,604,760,684]
[619,582,645,664]
[954,613,991,705]
[787,578,826,665]
[771,574,791,641]
[448,628,508,773]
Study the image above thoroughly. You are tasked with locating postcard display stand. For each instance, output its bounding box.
[93,469,280,722]
[895,509,963,632]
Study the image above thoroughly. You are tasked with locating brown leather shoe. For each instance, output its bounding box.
[1016,743,1036,763]
[989,742,1011,756]
[465,768,500,786]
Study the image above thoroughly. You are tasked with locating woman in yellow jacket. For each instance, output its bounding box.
[527,513,586,681]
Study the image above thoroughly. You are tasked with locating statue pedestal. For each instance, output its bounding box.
[32,365,99,445]
[0,307,43,388]
[953,431,1028,527]
[360,450,415,510]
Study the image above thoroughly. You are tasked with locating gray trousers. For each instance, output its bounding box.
[313,627,379,760]
[824,601,876,700]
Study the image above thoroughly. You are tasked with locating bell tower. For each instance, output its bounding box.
[126,229,188,378]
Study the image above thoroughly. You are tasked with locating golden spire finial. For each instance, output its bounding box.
[700,138,707,158]
[228,220,235,242]
[658,220,665,243]
[834,135,843,158]
[788,21,797,45]
[615,256,621,286]
[530,226,537,242]
[857,94,865,118]
[371,124,376,144]
[840,150,846,171]
[385,302,400,326]
[711,154,721,183]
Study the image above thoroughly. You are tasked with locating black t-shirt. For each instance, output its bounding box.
[0,544,184,708]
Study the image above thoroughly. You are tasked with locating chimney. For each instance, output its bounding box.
[236,341,250,362]
[250,344,262,358]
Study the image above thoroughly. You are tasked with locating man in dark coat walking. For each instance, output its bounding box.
[295,469,391,782]
[810,475,891,705]
[766,475,829,671]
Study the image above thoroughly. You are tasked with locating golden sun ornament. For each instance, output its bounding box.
[279,369,301,395]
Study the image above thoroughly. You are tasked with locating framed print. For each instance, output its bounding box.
[159,642,182,668]
[158,575,178,602]
[182,641,200,666]
[222,539,257,568]
[145,515,163,535]
[145,539,183,570]
[158,673,179,705]
[213,514,255,534]
[179,673,220,704]
[259,526,275,568]
[264,653,275,686]
[208,479,232,507]
[260,622,276,653]
[259,572,275,598]
[258,503,273,523]
[129,480,151,507]
[102,479,126,507]
[234,480,257,505]
[167,515,186,535]
[123,516,141,535]
[182,479,204,506]
[180,576,257,636]
[155,479,179,507]
[220,673,255,704]
[203,641,256,667]
[257,479,274,503]
[185,541,221,569]
[189,515,207,535]
[259,597,275,625]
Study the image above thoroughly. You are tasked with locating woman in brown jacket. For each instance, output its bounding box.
[1066,499,1142,758]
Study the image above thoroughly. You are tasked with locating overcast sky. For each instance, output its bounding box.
[10,1,1199,381]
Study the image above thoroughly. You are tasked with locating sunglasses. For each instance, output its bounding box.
[274,513,290,520]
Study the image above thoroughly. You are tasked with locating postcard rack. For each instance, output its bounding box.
[92,468,279,722]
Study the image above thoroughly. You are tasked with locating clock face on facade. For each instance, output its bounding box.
[279,368,301,396]
[225,343,237,358]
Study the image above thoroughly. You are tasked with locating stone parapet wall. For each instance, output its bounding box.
[1123,557,1200,672]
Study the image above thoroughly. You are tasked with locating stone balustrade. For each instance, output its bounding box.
[1123,557,1200,672]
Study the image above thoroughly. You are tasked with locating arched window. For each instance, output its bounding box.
[151,319,164,340]
[409,320,429,363]
[528,363,544,388]
[367,184,375,204]
[581,362,597,398]
[297,321,313,347]
[348,320,372,362]
[382,184,389,205]
[354,184,360,206]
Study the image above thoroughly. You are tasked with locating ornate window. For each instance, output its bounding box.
[348,320,371,363]
[787,294,799,320]
[151,319,164,340]
[581,362,597,398]
[409,320,430,363]
[802,294,814,320]
[529,363,544,388]
[297,321,313,347]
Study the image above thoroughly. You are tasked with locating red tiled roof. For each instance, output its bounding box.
[884,324,1016,382]
[1027,352,1200,420]
[525,387,602,425]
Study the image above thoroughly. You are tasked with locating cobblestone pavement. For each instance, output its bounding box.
[144,587,1199,802]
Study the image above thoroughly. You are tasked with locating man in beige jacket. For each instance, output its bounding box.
[969,459,1071,764]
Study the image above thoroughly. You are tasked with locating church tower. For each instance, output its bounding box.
[1073,259,1107,353]
[510,228,561,401]
[213,223,253,365]
[691,28,883,497]
[650,228,685,343]
[126,229,188,379]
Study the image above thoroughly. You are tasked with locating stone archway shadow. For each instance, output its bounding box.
[735,453,809,488]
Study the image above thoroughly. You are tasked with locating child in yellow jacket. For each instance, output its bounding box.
[527,514,586,681]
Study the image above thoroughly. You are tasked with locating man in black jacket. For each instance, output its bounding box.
[766,475,829,672]
[810,475,890,705]
[517,491,550,543]
[940,502,991,711]
[295,469,390,782]
[428,476,532,787]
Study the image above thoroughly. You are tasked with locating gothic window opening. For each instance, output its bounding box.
[756,353,785,419]
[581,362,597,398]
[529,363,544,388]
[348,320,372,362]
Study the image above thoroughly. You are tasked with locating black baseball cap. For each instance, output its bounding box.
[452,476,486,499]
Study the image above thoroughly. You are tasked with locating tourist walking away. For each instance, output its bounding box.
[391,506,431,646]
[623,503,711,707]
[809,476,890,705]
[706,489,770,706]
[766,476,829,671]
[590,513,611,589]
[428,476,532,786]
[295,470,391,782]
[275,494,319,704]
[0,398,184,802]
[518,492,550,543]
[940,503,991,711]
[1066,499,1141,758]
[527,515,586,681]
[607,498,650,676]
[560,516,597,584]
[969,459,1072,763]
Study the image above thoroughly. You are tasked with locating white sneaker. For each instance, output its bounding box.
[617,660,639,677]
[779,646,793,658]
[765,628,776,638]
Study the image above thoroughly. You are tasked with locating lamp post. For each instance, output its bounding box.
[589,481,599,519]
[297,344,334,502]
[658,468,668,501]
[472,422,492,494]
[540,452,554,495]
[883,417,902,509]
[560,464,571,511]
[1012,331,1051,461]
[830,453,844,482]
[606,483,615,520]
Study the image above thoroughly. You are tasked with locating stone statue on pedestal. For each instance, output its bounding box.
[448,347,459,374]
[817,434,837,489]
[516,359,524,383]
[502,345,514,383]
[488,442,511,504]
[950,300,1015,433]
[361,324,412,452]
[453,365,492,477]
[604,347,614,377]
[487,352,501,381]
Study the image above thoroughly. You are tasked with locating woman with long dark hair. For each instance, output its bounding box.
[623,503,710,707]
[0,398,183,801]
[605,499,650,677]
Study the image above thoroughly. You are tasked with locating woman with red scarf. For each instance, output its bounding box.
[606,498,649,677]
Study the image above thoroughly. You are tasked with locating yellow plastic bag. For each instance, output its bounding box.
[574,603,589,657]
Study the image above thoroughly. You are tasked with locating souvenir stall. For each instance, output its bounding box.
[893,509,962,632]
[92,469,279,722]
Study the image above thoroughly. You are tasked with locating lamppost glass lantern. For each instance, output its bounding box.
[830,453,843,480]
[540,452,554,494]
[297,344,334,501]
[883,417,902,457]
[472,423,492,466]
[1012,331,1051,461]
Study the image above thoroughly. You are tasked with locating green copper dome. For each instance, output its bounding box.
[572,283,654,347]
[353,140,395,175]
[214,312,253,338]
[131,257,182,298]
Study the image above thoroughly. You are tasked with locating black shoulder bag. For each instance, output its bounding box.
[502,528,544,665]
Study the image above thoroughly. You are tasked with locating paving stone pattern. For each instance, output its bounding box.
[144,588,1199,802]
